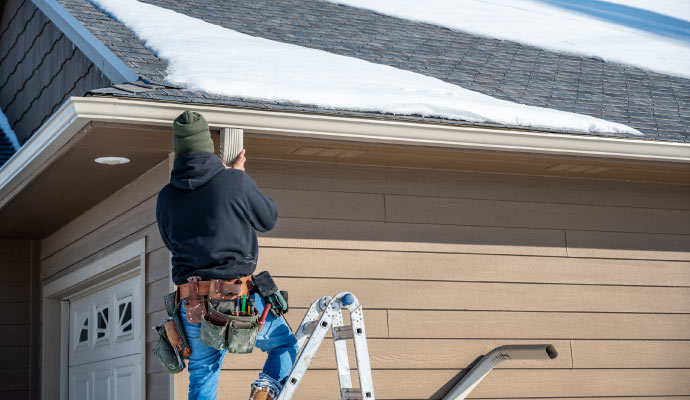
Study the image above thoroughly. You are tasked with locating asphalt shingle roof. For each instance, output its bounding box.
[58,0,690,143]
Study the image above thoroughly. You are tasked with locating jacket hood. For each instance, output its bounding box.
[170,152,225,190]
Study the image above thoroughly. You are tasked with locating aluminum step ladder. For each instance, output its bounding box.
[277,292,375,400]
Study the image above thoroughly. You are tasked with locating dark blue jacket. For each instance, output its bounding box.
[156,152,277,285]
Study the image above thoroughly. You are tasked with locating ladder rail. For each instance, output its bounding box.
[333,312,354,394]
[294,296,331,349]
[349,305,373,399]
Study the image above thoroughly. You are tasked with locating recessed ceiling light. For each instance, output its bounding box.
[95,157,130,165]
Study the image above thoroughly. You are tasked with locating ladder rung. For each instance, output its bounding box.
[333,325,353,341]
[302,320,318,335]
[342,388,373,399]
[340,388,359,399]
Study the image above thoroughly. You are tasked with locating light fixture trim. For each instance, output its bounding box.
[95,156,131,165]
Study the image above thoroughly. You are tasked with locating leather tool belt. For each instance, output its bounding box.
[178,276,254,323]
[178,275,254,301]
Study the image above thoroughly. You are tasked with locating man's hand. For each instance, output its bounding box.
[227,148,246,171]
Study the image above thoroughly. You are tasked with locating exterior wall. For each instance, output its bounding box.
[203,159,690,399]
[39,158,170,399]
[0,239,40,400]
[40,157,690,399]
[0,0,111,145]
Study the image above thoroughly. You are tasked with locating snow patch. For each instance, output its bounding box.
[326,0,690,79]
[0,106,19,151]
[89,0,641,135]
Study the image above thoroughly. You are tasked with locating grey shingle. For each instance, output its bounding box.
[58,0,690,142]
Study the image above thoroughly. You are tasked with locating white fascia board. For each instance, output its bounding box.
[2,96,690,209]
[0,98,90,208]
[32,0,138,84]
[79,96,690,163]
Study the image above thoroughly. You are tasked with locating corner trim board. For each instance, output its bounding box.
[31,0,138,84]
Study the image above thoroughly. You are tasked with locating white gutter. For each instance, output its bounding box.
[32,0,138,84]
[2,96,689,207]
[76,96,690,162]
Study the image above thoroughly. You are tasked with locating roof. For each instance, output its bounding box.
[57,0,690,143]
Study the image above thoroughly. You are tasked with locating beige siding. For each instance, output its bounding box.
[248,160,690,399]
[41,158,690,400]
[203,369,690,399]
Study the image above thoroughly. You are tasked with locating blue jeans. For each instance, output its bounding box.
[180,292,298,400]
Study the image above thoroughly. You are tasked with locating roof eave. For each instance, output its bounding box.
[77,96,690,162]
[2,95,689,210]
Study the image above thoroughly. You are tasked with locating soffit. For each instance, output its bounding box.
[242,132,690,185]
[0,122,170,238]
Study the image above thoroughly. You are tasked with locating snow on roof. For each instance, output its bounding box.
[89,0,640,136]
[0,106,19,151]
[325,0,690,79]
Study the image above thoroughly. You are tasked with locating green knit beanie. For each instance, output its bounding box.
[172,110,214,157]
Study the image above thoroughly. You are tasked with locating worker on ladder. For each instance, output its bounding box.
[155,110,297,400]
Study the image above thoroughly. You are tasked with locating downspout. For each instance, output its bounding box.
[443,344,558,400]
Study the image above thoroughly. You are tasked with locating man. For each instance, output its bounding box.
[156,110,298,400]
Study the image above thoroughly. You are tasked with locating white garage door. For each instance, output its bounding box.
[68,276,143,400]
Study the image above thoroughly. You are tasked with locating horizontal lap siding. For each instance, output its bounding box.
[192,369,690,399]
[0,240,34,399]
[277,278,690,313]
[260,248,690,286]
[206,160,690,400]
[249,160,690,211]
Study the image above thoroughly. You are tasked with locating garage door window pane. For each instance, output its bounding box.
[79,318,89,344]
[117,296,133,337]
[96,306,109,341]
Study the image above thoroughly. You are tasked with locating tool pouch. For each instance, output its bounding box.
[200,306,228,350]
[153,291,191,374]
[163,291,191,358]
[253,271,289,317]
[183,276,207,324]
[226,313,259,354]
[153,319,186,374]
[201,299,259,353]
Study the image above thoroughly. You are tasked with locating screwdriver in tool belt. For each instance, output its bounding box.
[258,303,271,331]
